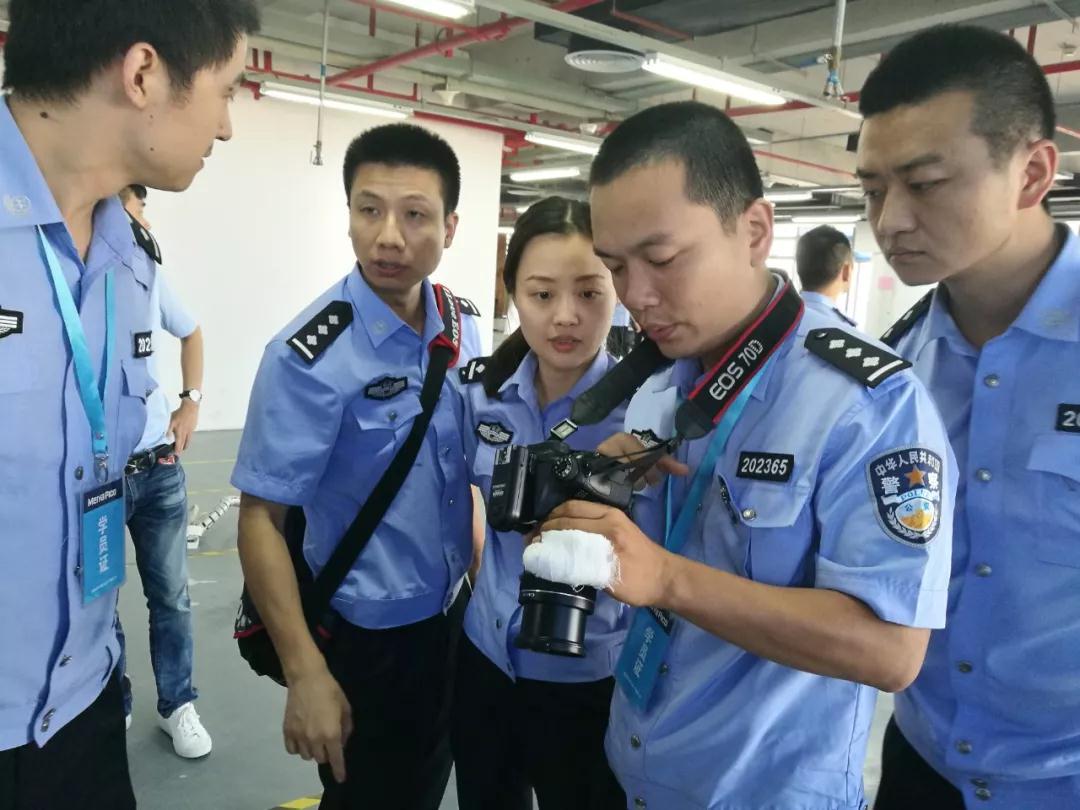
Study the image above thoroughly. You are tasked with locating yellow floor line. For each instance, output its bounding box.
[273,797,321,809]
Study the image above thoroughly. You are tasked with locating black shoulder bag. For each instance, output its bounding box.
[234,285,464,686]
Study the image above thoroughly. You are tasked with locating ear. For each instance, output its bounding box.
[1018,138,1058,212]
[120,43,167,110]
[444,211,460,249]
[841,261,853,283]
[744,199,774,268]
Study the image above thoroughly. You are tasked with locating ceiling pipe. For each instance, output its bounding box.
[609,0,692,41]
[327,0,605,86]
[1027,24,1038,54]
[754,149,856,178]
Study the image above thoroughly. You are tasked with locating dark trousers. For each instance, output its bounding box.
[451,636,626,810]
[318,594,465,810]
[0,670,135,810]
[875,716,965,810]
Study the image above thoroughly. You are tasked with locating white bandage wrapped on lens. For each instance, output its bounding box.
[522,529,619,590]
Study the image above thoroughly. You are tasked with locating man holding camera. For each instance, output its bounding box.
[540,101,954,810]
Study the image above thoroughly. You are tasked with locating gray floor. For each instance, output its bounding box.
[119,429,892,810]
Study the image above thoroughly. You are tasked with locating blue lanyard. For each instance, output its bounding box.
[37,226,114,483]
[663,359,772,553]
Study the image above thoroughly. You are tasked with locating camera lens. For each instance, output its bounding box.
[515,572,596,657]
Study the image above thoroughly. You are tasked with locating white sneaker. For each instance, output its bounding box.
[157,702,212,758]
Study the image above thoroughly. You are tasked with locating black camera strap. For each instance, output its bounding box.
[551,276,804,445]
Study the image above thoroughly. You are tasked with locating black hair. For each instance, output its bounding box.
[3,0,260,103]
[120,184,149,203]
[483,196,593,398]
[342,124,461,214]
[590,100,764,230]
[859,25,1055,165]
[796,225,851,291]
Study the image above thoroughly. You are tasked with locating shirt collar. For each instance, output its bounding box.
[0,98,63,230]
[347,266,441,349]
[1011,224,1080,342]
[921,223,1080,352]
[801,291,834,310]
[500,349,614,408]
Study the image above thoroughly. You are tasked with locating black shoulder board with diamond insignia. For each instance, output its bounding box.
[457,297,481,317]
[287,301,353,364]
[880,290,933,348]
[459,356,490,384]
[805,328,911,389]
[127,212,162,265]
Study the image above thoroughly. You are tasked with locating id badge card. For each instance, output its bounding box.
[615,605,675,710]
[81,479,126,604]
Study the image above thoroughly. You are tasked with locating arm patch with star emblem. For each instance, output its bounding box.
[867,446,943,546]
[286,301,353,364]
[805,328,911,388]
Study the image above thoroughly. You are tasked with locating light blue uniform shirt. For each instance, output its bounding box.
[458,350,630,682]
[608,303,955,810]
[802,290,856,326]
[136,272,197,452]
[0,100,157,749]
[891,226,1080,806]
[232,268,479,629]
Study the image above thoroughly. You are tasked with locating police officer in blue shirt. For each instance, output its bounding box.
[233,124,481,809]
[451,196,628,810]
[0,2,256,807]
[858,25,1080,808]
[796,224,858,326]
[539,101,955,810]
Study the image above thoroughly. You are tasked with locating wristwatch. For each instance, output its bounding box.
[180,389,203,404]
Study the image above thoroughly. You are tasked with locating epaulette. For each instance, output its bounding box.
[458,355,490,384]
[880,290,933,348]
[805,328,911,388]
[457,297,481,317]
[127,212,162,265]
[287,301,353,364]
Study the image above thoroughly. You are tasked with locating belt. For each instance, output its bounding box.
[125,442,176,475]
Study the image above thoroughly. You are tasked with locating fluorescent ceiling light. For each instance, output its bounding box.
[1055,171,1074,181]
[791,214,862,224]
[766,191,814,203]
[509,166,582,183]
[381,0,475,19]
[515,204,531,213]
[261,82,411,120]
[497,225,516,236]
[642,52,786,106]
[524,130,601,156]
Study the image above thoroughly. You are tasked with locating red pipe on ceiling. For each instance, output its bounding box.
[753,149,856,178]
[1027,25,1038,55]
[326,0,604,86]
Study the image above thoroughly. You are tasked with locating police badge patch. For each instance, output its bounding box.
[867,447,943,546]
[631,429,662,449]
[365,376,408,400]
[476,421,513,445]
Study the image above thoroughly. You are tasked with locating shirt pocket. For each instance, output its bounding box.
[730,478,814,585]
[118,357,156,456]
[346,395,424,467]
[1027,432,1080,568]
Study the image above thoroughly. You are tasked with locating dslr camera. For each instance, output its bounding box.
[488,440,636,658]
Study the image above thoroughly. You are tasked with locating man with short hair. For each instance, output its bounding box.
[540,100,954,810]
[796,224,857,325]
[234,123,480,809]
[117,184,210,758]
[0,1,257,805]
[859,24,1080,808]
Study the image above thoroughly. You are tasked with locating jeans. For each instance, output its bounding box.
[116,457,198,718]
